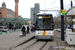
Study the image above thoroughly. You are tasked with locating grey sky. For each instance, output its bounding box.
[0,0,75,18]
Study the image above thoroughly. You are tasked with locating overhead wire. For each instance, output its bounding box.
[48,0,56,9]
[47,4,70,9]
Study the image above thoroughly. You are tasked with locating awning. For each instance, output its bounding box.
[0,17,32,25]
[65,7,75,17]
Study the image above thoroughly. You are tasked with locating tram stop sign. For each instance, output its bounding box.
[60,10,66,15]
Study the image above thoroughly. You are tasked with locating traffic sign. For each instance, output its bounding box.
[60,10,66,13]
[60,13,66,15]
[60,10,66,15]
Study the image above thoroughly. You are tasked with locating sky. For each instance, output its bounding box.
[0,0,75,18]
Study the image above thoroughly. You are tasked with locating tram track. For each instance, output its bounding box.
[16,36,35,47]
[12,30,63,50]
[23,40,60,50]
[55,30,61,35]
[23,39,58,50]
[24,40,38,50]
[11,36,35,50]
[24,40,48,50]
[23,31,60,50]
[40,41,48,50]
[12,37,56,50]
[11,37,49,50]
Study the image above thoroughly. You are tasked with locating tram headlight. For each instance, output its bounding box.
[49,33,51,34]
[49,32,54,34]
[52,32,54,34]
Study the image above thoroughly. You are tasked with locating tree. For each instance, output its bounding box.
[53,16,71,28]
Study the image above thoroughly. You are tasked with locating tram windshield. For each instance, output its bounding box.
[36,15,53,30]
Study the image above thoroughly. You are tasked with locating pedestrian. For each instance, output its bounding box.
[32,25,35,32]
[21,25,26,36]
[27,26,30,34]
[12,27,13,32]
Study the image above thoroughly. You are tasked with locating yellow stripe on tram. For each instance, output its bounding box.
[42,31,46,36]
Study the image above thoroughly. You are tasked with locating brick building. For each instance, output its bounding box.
[0,0,19,18]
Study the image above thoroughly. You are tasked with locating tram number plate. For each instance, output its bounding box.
[42,31,46,36]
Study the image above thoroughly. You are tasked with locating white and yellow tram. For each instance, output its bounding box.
[35,13,54,40]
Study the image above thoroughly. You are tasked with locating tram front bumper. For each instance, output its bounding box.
[35,35,54,40]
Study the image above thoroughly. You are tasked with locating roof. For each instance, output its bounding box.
[6,8,15,13]
[2,2,6,6]
[0,7,15,13]
[0,17,32,25]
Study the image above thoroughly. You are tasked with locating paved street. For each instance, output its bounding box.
[0,29,35,50]
[0,29,75,50]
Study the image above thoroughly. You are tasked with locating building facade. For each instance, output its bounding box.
[33,3,40,22]
[0,0,19,18]
[31,8,34,20]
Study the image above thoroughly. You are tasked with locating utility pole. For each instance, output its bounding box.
[71,0,73,32]
[71,0,72,7]
[60,0,64,41]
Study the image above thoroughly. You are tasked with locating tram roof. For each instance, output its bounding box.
[37,13,52,16]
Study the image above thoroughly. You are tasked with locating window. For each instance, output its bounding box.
[10,13,11,18]
[12,14,13,17]
[7,13,9,18]
[36,15,53,30]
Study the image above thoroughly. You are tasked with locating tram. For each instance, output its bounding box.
[35,13,54,40]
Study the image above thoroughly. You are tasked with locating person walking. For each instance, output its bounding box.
[21,25,26,36]
[27,26,30,34]
[32,25,35,32]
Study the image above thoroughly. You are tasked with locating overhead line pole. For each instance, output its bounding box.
[71,0,73,32]
[60,0,64,41]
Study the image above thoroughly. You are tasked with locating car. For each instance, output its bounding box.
[0,26,8,32]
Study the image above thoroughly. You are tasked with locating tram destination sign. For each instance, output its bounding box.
[37,16,50,19]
